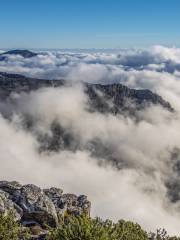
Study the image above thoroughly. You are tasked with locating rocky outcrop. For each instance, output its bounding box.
[0,181,91,228]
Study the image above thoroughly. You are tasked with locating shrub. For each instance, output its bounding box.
[46,214,148,240]
[0,211,180,240]
[0,212,30,240]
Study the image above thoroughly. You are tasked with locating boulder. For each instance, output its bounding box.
[0,181,22,194]
[17,184,58,227]
[0,181,91,228]
[0,189,22,220]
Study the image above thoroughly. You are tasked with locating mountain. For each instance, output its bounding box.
[0,49,38,60]
[0,72,173,114]
[0,72,173,156]
[86,82,173,114]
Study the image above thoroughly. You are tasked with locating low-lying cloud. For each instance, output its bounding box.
[1,46,180,234]
[1,46,180,109]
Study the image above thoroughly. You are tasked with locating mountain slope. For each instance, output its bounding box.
[0,72,173,113]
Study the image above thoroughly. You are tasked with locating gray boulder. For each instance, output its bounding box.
[0,189,22,220]
[0,181,91,228]
[0,181,22,194]
[16,184,58,227]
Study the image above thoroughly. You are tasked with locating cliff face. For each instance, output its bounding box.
[0,181,90,228]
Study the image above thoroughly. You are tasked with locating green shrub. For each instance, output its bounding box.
[46,214,148,240]
[0,211,180,240]
[113,219,148,240]
[0,212,30,240]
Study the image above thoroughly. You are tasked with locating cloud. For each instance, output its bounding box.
[1,46,180,234]
[0,84,180,235]
[1,46,180,107]
[1,46,180,80]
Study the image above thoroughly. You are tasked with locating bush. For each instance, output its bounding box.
[0,212,30,240]
[46,214,148,240]
[0,212,180,240]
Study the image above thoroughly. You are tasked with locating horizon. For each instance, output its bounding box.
[0,45,179,53]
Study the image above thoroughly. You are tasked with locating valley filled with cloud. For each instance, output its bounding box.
[1,46,180,234]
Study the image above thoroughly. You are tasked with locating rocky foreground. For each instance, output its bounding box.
[0,181,90,230]
[0,182,179,240]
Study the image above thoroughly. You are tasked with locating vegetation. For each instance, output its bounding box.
[46,214,178,240]
[0,212,180,240]
[0,212,30,240]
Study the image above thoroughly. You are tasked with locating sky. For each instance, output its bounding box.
[0,0,180,49]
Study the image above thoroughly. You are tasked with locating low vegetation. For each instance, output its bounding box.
[47,214,148,240]
[0,212,30,240]
[0,212,180,240]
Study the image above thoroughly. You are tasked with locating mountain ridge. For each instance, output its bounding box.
[0,72,173,113]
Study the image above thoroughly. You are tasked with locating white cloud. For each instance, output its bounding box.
[1,46,180,234]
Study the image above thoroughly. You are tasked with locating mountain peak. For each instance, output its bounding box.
[0,49,38,58]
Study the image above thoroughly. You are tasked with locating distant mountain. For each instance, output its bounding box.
[0,72,173,114]
[0,49,38,59]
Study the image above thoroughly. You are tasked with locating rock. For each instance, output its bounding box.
[43,190,91,218]
[0,181,91,228]
[77,195,91,216]
[43,187,65,217]
[17,184,58,227]
[43,187,63,202]
[57,194,91,217]
[0,189,22,220]
[0,181,22,194]
[61,194,78,207]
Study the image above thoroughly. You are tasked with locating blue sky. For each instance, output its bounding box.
[0,0,180,49]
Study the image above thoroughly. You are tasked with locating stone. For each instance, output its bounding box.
[0,181,91,228]
[0,181,22,194]
[0,189,22,220]
[18,184,58,227]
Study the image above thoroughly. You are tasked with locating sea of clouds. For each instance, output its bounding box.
[1,46,180,234]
